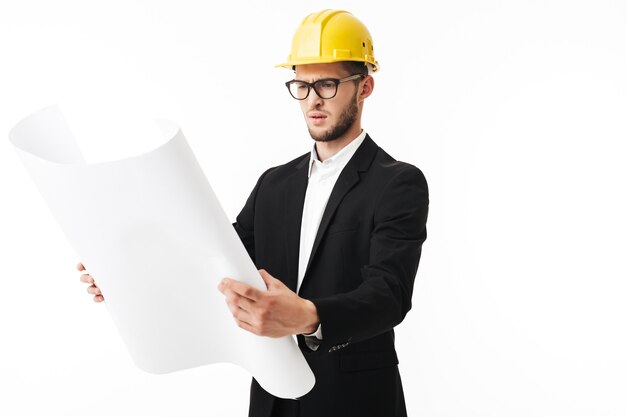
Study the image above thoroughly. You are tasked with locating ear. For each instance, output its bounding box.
[358,75,374,102]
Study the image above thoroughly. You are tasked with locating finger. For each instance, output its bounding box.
[223,289,241,310]
[237,295,255,312]
[87,285,101,295]
[77,262,85,271]
[224,297,253,323]
[224,289,255,312]
[231,304,252,323]
[79,274,94,284]
[258,269,284,290]
[234,318,258,335]
[94,295,104,303]
[221,279,262,302]
[258,269,271,289]
[223,288,240,306]
[258,269,275,289]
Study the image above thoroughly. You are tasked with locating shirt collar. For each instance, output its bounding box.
[307,130,367,178]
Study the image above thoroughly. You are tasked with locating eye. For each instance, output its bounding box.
[319,81,335,89]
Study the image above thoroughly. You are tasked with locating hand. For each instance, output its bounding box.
[78,262,104,303]
[218,269,319,338]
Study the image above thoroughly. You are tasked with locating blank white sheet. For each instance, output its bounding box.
[8,105,315,399]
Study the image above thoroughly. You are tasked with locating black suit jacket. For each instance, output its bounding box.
[233,134,429,417]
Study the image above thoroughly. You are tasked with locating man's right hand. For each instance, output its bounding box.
[78,262,104,303]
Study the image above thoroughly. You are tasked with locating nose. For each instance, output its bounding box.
[306,87,324,107]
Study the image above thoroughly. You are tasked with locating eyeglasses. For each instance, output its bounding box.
[285,74,365,100]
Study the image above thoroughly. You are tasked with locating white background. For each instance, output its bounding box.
[1,1,625,416]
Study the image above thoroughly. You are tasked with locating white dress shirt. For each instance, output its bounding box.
[298,130,367,344]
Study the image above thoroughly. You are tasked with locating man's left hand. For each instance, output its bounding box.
[218,269,320,338]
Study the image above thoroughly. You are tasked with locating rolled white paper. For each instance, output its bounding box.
[8,105,315,399]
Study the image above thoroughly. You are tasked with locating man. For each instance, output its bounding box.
[80,9,428,417]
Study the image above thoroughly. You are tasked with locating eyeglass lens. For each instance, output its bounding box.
[289,79,338,100]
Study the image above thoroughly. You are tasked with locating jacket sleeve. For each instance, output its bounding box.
[309,165,429,350]
[232,167,274,264]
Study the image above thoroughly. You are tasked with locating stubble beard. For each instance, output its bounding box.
[307,90,359,142]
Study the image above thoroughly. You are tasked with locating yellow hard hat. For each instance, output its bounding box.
[276,9,379,72]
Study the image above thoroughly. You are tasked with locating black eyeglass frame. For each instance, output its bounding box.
[285,74,365,100]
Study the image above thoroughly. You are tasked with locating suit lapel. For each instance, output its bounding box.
[301,134,378,289]
[283,155,309,292]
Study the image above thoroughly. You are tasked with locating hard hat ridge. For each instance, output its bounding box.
[276,9,379,72]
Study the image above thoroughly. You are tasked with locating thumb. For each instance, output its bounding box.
[258,269,283,290]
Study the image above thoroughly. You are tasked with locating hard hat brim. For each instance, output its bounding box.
[275,58,379,72]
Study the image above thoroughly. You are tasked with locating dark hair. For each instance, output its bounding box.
[291,61,369,77]
[340,61,369,77]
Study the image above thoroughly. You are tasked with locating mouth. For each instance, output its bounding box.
[308,113,328,126]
